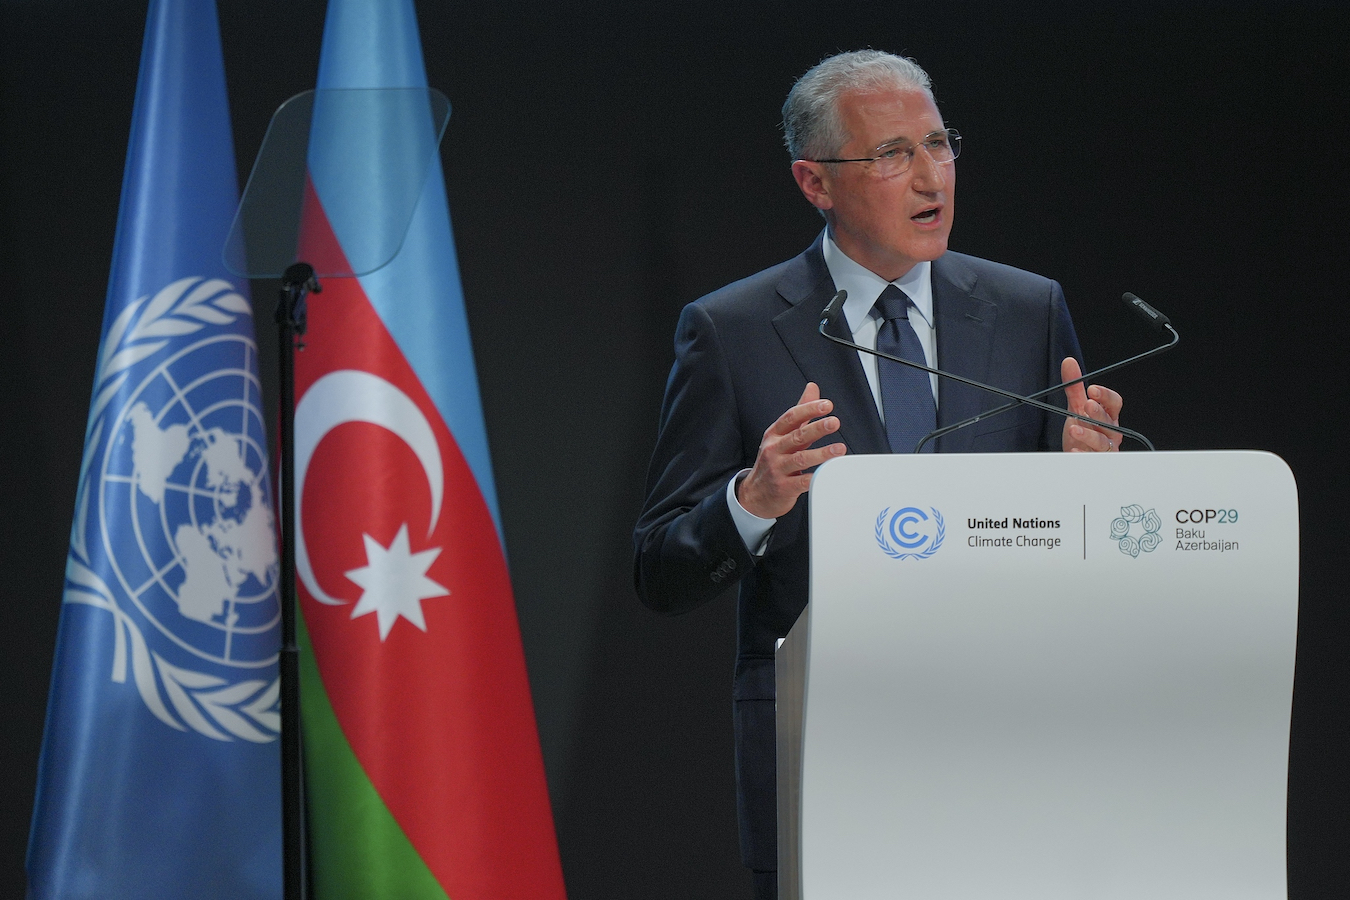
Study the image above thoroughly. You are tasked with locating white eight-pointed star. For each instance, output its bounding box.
[344,523,449,640]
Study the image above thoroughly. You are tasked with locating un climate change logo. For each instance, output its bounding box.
[1110,504,1162,558]
[875,506,945,560]
[64,277,280,742]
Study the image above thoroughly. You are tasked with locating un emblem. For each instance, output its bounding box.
[875,506,945,560]
[64,277,280,742]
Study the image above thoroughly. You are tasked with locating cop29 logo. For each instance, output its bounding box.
[1109,503,1162,558]
[875,506,945,560]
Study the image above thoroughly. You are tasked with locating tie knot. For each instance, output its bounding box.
[874,284,912,321]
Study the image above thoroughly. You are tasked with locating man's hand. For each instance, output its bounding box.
[1060,357,1123,452]
[737,382,847,519]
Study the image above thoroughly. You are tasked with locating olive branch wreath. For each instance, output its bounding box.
[875,507,945,560]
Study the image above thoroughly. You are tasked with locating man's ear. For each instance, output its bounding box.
[791,160,833,211]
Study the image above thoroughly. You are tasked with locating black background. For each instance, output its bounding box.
[1,1,1346,897]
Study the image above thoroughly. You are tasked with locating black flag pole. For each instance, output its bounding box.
[276,262,319,900]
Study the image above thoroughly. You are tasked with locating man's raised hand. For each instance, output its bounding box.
[737,382,847,519]
[1060,357,1123,452]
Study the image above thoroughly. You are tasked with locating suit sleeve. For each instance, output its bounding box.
[633,302,759,615]
[1040,279,1085,450]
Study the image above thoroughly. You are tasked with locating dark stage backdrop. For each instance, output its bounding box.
[1,1,1346,897]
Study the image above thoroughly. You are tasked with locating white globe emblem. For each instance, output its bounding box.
[65,277,281,742]
[101,332,280,668]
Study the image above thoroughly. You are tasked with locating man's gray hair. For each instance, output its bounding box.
[782,50,935,160]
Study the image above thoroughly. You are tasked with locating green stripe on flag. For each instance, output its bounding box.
[298,611,450,900]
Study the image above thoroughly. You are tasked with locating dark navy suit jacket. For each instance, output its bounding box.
[633,236,1083,871]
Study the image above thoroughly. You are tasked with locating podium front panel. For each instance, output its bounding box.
[790,451,1297,899]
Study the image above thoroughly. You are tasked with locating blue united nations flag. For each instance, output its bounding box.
[26,2,282,898]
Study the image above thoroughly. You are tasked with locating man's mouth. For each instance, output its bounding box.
[911,207,940,224]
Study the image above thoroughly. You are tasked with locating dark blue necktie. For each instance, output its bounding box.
[874,285,937,453]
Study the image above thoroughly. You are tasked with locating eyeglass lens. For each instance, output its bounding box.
[874,130,961,175]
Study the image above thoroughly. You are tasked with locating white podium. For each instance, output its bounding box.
[777,451,1298,899]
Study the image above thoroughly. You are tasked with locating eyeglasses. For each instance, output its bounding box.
[809,129,962,177]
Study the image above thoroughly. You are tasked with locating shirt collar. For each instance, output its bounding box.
[822,232,934,335]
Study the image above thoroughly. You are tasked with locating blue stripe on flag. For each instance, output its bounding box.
[308,0,504,541]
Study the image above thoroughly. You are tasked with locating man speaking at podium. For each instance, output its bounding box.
[633,50,1123,899]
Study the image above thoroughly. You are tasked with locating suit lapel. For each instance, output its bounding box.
[768,245,1005,456]
[771,236,890,457]
[932,253,999,453]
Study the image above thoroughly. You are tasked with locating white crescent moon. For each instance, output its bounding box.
[293,370,443,606]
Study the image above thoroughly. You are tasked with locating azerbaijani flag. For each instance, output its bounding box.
[27,1,282,898]
[292,1,567,898]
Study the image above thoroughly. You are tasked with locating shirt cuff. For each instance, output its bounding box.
[726,469,775,556]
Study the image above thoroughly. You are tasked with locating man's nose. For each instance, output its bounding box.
[909,147,947,191]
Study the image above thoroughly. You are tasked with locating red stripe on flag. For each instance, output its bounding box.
[296,178,565,897]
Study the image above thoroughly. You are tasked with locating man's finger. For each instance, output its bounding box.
[764,422,842,476]
[1069,422,1116,453]
[1088,383,1123,421]
[783,413,840,450]
[782,441,846,475]
[1082,398,1107,427]
[768,383,833,436]
[1061,357,1089,414]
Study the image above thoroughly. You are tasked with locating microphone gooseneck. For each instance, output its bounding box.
[911,292,1178,451]
[817,290,1175,452]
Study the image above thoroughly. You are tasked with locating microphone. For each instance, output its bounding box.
[1123,292,1170,331]
[911,293,1178,451]
[820,289,849,329]
[817,290,1170,451]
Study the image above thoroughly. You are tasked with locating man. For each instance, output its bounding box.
[632,50,1122,899]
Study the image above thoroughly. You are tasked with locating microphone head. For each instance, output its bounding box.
[820,290,848,329]
[1123,292,1171,331]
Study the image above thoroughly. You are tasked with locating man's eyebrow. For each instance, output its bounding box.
[877,130,946,148]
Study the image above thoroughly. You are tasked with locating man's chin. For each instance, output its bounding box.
[912,234,950,263]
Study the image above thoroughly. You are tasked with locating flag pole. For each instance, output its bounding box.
[277,262,320,900]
